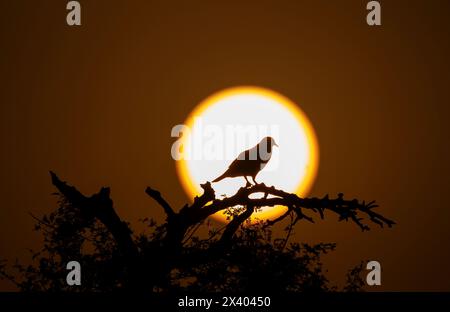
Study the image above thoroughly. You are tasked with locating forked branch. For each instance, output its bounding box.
[146,182,395,243]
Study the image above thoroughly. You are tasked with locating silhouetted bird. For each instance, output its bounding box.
[212,137,278,185]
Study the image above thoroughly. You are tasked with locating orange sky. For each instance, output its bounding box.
[1,0,450,291]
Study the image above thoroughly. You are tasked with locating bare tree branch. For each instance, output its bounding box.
[172,183,395,232]
[219,204,255,244]
[145,187,175,218]
[49,172,139,263]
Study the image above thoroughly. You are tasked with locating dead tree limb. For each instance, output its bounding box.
[219,204,255,244]
[50,171,138,260]
[145,187,175,219]
[49,171,395,289]
[49,171,146,290]
[147,182,395,234]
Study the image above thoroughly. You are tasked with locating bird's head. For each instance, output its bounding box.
[261,136,278,148]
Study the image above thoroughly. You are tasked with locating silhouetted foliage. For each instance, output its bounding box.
[0,172,395,292]
[343,261,366,292]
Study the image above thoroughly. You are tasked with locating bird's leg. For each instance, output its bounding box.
[244,176,252,188]
[251,176,258,185]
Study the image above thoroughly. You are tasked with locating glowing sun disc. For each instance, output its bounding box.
[175,86,319,223]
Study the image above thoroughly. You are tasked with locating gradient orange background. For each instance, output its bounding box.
[1,0,450,291]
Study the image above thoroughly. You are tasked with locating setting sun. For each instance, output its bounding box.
[175,86,319,223]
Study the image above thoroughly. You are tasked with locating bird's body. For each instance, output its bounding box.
[212,137,278,185]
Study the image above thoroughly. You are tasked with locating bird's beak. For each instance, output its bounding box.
[274,142,279,147]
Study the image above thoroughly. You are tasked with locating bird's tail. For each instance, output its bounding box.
[212,172,227,182]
